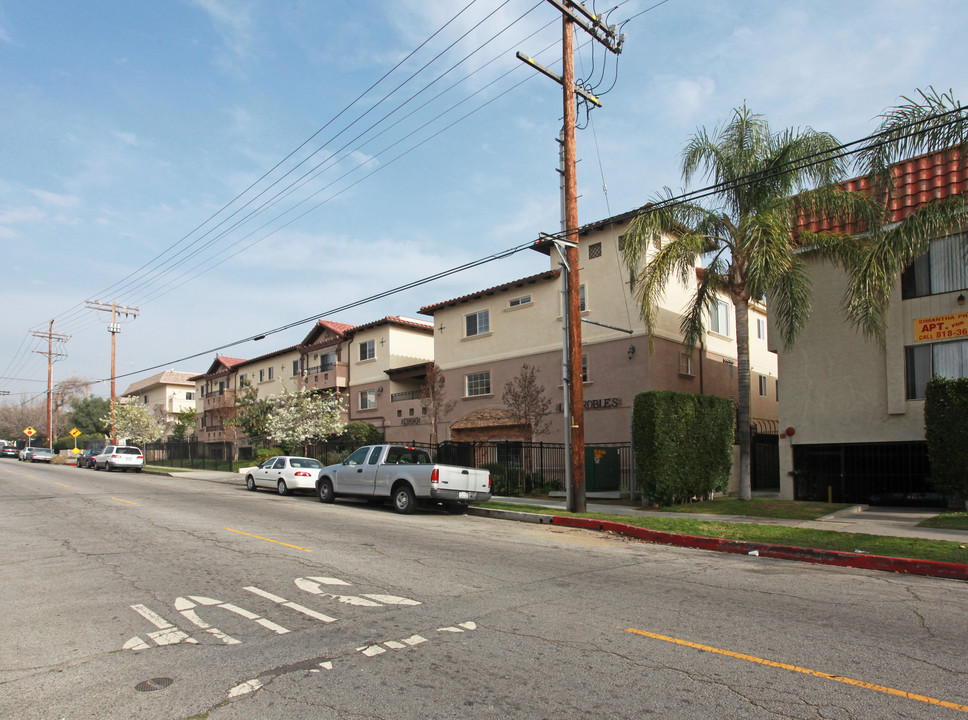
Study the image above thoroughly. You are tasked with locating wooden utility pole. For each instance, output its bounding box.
[31,321,70,449]
[518,1,624,512]
[86,300,139,443]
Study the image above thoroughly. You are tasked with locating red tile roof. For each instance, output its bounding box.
[799,149,967,234]
[419,270,561,315]
[349,315,434,333]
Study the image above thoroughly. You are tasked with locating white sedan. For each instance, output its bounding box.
[245,456,323,496]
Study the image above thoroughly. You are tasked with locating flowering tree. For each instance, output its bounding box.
[102,403,165,446]
[266,387,346,455]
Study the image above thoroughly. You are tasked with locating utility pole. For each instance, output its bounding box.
[86,300,139,443]
[31,321,70,449]
[518,1,624,512]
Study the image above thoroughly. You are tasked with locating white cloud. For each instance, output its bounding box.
[30,189,80,208]
[190,0,258,73]
[661,77,717,125]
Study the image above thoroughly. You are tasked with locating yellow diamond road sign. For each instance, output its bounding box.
[23,426,35,437]
[69,428,81,438]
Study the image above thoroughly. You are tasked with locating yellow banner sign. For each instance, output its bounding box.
[915,312,968,343]
[69,428,81,438]
[23,426,35,437]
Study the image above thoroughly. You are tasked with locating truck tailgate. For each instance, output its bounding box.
[434,465,491,494]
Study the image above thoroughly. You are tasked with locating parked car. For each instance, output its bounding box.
[20,446,43,461]
[76,448,99,469]
[316,444,492,514]
[0,446,19,458]
[29,448,55,463]
[245,456,324,496]
[94,445,144,472]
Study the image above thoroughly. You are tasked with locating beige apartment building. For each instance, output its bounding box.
[122,370,198,430]
[772,151,967,504]
[419,210,779,454]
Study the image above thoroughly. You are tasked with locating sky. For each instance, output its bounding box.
[1,0,967,408]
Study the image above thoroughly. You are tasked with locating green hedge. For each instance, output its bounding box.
[924,377,968,504]
[632,391,734,506]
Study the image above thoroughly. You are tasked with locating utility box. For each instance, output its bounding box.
[585,447,620,492]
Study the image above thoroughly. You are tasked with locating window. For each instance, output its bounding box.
[756,317,767,340]
[292,360,300,376]
[579,285,586,312]
[902,233,968,299]
[466,371,491,397]
[588,242,602,259]
[259,369,265,382]
[186,391,194,400]
[360,340,375,361]
[679,352,694,376]
[344,447,371,466]
[465,310,489,337]
[581,355,588,382]
[775,379,779,401]
[905,339,968,399]
[360,389,376,409]
[758,375,768,397]
[710,300,731,336]
[268,367,274,381]
[239,374,248,387]
[509,295,531,308]
[143,395,148,404]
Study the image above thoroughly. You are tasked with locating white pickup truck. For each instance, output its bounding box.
[316,444,492,514]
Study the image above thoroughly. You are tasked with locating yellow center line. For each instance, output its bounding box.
[623,628,968,713]
[112,497,140,505]
[225,528,313,552]
[54,482,71,488]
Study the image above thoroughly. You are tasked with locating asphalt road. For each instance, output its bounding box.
[2,459,967,719]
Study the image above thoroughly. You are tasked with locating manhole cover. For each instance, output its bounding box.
[135,677,174,692]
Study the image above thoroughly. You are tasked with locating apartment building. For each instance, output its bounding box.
[121,370,198,428]
[772,150,967,503]
[419,210,779,450]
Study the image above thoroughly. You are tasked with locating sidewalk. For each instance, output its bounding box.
[489,496,968,544]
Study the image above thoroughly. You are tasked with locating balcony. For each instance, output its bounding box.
[303,361,349,391]
[391,390,420,402]
[204,388,236,409]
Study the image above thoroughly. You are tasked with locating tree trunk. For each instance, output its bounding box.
[734,298,752,501]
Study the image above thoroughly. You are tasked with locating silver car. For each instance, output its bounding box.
[94,445,145,472]
[28,448,56,463]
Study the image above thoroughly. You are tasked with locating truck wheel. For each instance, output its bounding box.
[392,484,416,514]
[317,478,335,504]
[446,503,469,515]
[246,475,256,491]
[277,479,291,496]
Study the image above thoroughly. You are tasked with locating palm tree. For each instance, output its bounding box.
[621,105,882,500]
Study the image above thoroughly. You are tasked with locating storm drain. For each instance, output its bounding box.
[135,677,174,692]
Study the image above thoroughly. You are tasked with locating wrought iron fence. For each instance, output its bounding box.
[144,438,634,497]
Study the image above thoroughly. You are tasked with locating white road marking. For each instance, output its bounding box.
[295,577,419,607]
[358,645,386,657]
[362,594,421,606]
[403,635,427,646]
[228,679,262,697]
[319,661,333,670]
[438,621,478,633]
[180,595,291,636]
[122,637,150,651]
[384,640,406,649]
[174,597,242,645]
[129,604,199,646]
[244,586,338,623]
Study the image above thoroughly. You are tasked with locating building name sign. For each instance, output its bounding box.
[401,417,423,426]
[556,397,623,413]
[914,312,968,343]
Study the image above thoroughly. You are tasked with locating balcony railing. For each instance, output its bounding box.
[204,389,236,409]
[303,361,349,391]
[391,390,420,402]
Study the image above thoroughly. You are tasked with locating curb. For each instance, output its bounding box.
[468,508,968,581]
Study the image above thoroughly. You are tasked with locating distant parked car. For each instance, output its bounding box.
[29,448,56,463]
[245,456,324,496]
[76,448,99,469]
[94,445,144,472]
[0,446,19,459]
[21,447,44,461]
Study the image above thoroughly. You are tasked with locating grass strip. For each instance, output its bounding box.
[479,502,968,565]
[656,498,852,520]
[919,512,968,530]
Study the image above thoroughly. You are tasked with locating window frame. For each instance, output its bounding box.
[359,339,375,361]
[465,310,490,337]
[359,388,376,409]
[465,370,491,397]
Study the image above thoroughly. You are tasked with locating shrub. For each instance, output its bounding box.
[924,377,968,507]
[50,454,69,465]
[255,447,284,464]
[632,391,734,506]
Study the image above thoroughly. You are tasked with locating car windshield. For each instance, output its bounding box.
[290,458,322,469]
